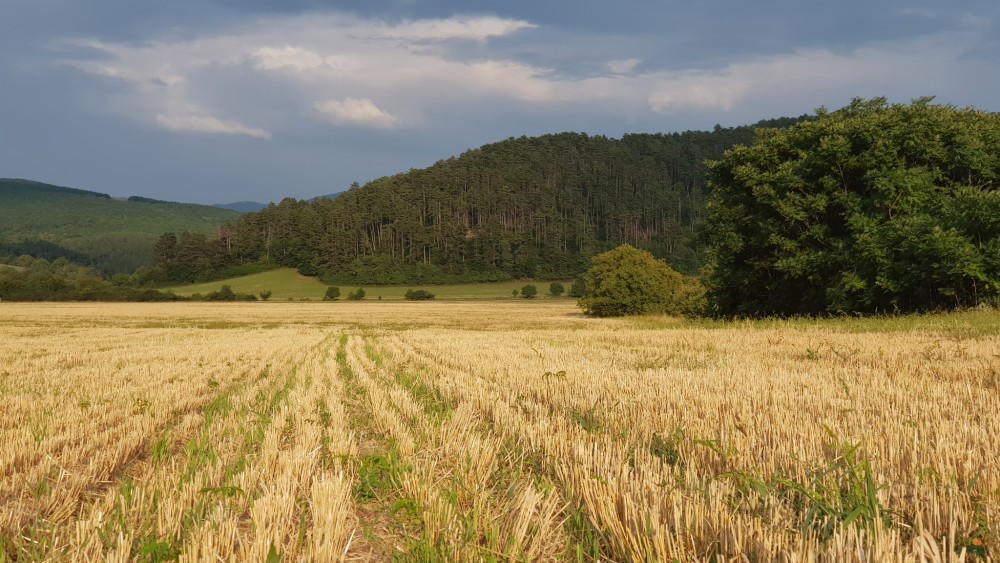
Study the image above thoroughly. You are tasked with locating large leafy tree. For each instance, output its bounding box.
[706,97,1000,316]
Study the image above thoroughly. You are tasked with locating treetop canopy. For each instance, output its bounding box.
[706,97,1000,316]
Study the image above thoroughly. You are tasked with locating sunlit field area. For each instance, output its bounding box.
[163,267,573,300]
[1,302,997,561]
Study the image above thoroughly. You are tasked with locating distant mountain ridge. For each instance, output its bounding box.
[2,178,111,199]
[0,178,239,274]
[214,201,268,212]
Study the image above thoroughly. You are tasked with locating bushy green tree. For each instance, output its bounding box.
[577,244,695,317]
[347,288,366,300]
[259,290,272,301]
[207,284,236,301]
[324,286,340,301]
[521,284,538,299]
[706,97,1000,316]
[404,289,435,300]
[548,282,565,297]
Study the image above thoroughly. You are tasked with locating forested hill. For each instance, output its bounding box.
[0,179,239,275]
[152,118,807,284]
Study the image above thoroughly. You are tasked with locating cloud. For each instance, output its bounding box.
[607,58,641,74]
[58,14,545,136]
[646,40,964,115]
[155,114,271,138]
[315,98,398,128]
[55,11,999,140]
[368,16,537,41]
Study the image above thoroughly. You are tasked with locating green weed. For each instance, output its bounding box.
[650,427,684,466]
[355,452,408,502]
[137,537,181,562]
[565,503,609,562]
[150,433,171,464]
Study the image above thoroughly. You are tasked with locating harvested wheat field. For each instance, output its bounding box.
[0,301,997,562]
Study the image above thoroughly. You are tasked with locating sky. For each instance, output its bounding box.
[1,1,998,205]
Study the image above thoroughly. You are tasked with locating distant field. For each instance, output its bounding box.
[1,302,997,560]
[165,267,573,300]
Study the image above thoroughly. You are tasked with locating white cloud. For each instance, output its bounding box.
[155,114,271,138]
[607,58,641,74]
[58,12,996,138]
[60,14,544,136]
[315,98,398,128]
[369,16,537,41]
[646,41,962,115]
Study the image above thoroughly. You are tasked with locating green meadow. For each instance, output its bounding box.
[164,267,573,300]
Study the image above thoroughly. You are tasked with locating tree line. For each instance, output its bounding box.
[147,121,805,286]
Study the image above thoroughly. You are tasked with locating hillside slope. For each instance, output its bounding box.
[0,179,239,274]
[151,118,807,284]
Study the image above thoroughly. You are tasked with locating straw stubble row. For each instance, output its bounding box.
[1,301,996,561]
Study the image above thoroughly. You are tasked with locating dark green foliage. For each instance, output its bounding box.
[650,429,684,466]
[0,178,110,198]
[569,277,586,298]
[152,123,806,284]
[128,196,178,204]
[520,284,538,298]
[0,178,239,275]
[259,290,272,301]
[404,289,435,300]
[578,244,701,317]
[347,288,366,300]
[202,284,256,301]
[548,282,565,296]
[323,286,341,301]
[355,452,407,502]
[137,538,181,562]
[207,284,236,301]
[0,256,181,301]
[706,98,1000,316]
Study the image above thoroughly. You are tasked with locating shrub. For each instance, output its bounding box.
[324,286,341,301]
[259,290,272,301]
[521,285,538,299]
[404,289,435,300]
[347,288,366,300]
[206,284,236,302]
[548,282,565,297]
[569,278,585,298]
[577,244,700,317]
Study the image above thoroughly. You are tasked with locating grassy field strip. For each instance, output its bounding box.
[0,327,281,557]
[381,333,568,561]
[0,324,351,559]
[77,333,315,561]
[391,327,999,560]
[301,336,358,562]
[163,266,576,300]
[184,330,359,561]
[341,333,569,559]
[342,334,419,458]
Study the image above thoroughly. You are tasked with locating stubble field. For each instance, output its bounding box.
[0,301,997,561]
